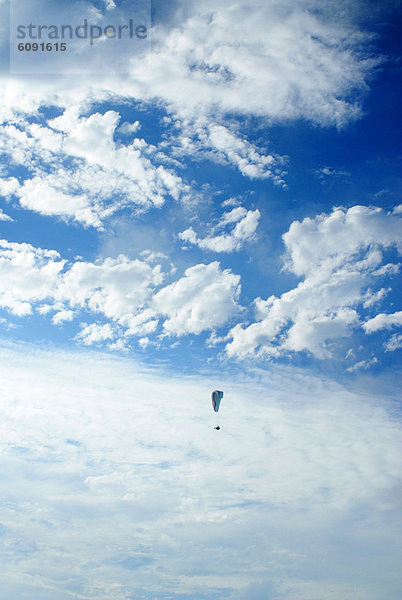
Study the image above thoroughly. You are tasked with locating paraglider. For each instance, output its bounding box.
[211,390,223,430]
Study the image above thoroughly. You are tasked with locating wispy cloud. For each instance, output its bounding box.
[179,207,261,253]
[0,342,400,600]
[0,208,14,222]
[164,118,287,184]
[137,0,377,126]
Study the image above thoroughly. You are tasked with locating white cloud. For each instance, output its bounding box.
[1,0,378,128]
[346,356,378,373]
[167,119,287,184]
[315,165,351,181]
[76,322,116,345]
[179,207,261,252]
[0,0,381,204]
[384,333,402,352]
[49,110,189,207]
[220,206,248,225]
[208,125,281,180]
[124,307,159,337]
[152,261,242,335]
[0,239,161,335]
[140,249,169,263]
[0,239,243,345]
[18,175,104,228]
[122,260,244,338]
[0,110,190,228]
[373,263,400,277]
[362,287,389,308]
[58,254,164,325]
[117,120,141,135]
[52,309,75,325]
[227,206,402,360]
[0,176,20,198]
[28,121,64,152]
[133,0,377,126]
[363,311,402,333]
[0,239,65,316]
[282,205,401,277]
[1,199,400,360]
[0,208,13,222]
[0,3,398,366]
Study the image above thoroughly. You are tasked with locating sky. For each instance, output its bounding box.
[0,1,401,599]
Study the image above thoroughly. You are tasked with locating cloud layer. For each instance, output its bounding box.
[0,342,400,600]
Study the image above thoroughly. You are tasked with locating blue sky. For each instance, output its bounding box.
[0,1,401,599]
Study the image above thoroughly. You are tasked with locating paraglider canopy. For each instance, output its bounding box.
[211,390,223,413]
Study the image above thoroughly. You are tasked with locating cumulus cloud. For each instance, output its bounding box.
[179,207,261,252]
[75,322,116,345]
[227,206,402,360]
[152,261,242,335]
[18,175,105,228]
[0,110,190,228]
[1,201,400,360]
[363,311,402,333]
[0,239,243,345]
[52,309,75,325]
[0,239,65,316]
[1,201,400,361]
[0,176,20,198]
[58,254,164,324]
[282,205,401,277]
[0,240,161,333]
[117,120,141,135]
